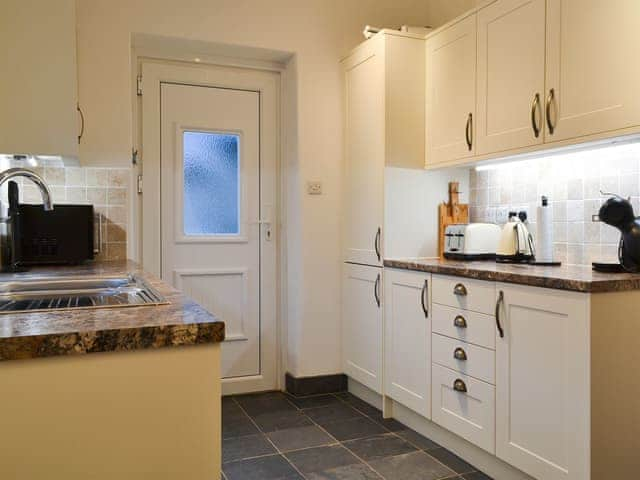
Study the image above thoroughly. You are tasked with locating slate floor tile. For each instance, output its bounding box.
[335,393,382,418]
[223,454,303,480]
[236,391,297,416]
[342,433,417,460]
[396,428,442,451]
[287,394,343,409]
[428,448,476,474]
[305,403,365,425]
[285,445,361,474]
[369,413,406,432]
[253,409,314,433]
[368,451,456,480]
[306,463,383,479]
[463,471,493,480]
[321,416,387,441]
[223,433,276,463]
[223,414,260,439]
[267,425,336,452]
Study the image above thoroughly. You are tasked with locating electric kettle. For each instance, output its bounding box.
[496,212,535,263]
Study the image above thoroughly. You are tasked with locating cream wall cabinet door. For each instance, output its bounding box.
[495,284,590,480]
[343,38,385,266]
[0,0,79,158]
[384,269,431,417]
[476,0,546,155]
[545,0,640,142]
[342,263,383,394]
[426,14,477,167]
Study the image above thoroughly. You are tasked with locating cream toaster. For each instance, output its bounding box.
[444,223,502,260]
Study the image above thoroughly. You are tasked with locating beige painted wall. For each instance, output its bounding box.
[76,0,474,378]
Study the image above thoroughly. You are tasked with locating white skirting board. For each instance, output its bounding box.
[348,378,535,480]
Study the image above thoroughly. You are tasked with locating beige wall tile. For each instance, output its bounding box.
[87,187,107,205]
[107,169,130,188]
[44,167,65,186]
[65,167,85,186]
[107,188,126,206]
[107,206,127,224]
[106,223,127,243]
[86,168,108,187]
[66,187,87,203]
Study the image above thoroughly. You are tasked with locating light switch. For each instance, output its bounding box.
[307,181,322,195]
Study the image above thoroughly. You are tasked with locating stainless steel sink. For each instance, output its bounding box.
[0,274,168,314]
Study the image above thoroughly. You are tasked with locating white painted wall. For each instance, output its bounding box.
[76,0,474,378]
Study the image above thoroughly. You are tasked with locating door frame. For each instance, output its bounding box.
[138,59,282,393]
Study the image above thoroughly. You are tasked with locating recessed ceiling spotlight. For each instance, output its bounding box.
[194,57,201,63]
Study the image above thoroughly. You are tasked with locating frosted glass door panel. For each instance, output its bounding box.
[183,131,240,236]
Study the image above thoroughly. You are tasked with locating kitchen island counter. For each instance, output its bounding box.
[0,260,224,361]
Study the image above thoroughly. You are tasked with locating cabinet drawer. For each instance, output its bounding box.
[432,364,495,454]
[432,303,495,350]
[432,275,495,315]
[432,333,495,385]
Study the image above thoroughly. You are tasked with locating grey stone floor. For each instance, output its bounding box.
[222,391,493,480]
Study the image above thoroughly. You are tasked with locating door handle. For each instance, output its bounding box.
[546,88,556,135]
[374,227,381,262]
[421,279,428,317]
[495,290,505,338]
[530,93,541,138]
[374,273,381,308]
[465,113,473,151]
[77,104,85,144]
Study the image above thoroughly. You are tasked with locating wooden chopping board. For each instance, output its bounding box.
[438,181,469,258]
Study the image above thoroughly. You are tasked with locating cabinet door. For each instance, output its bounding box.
[342,40,385,266]
[342,263,383,394]
[384,269,431,417]
[426,14,477,167]
[545,0,640,142]
[495,284,590,480]
[0,0,78,158]
[476,0,546,155]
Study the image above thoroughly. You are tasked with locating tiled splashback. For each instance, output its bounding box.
[469,142,640,266]
[2,158,130,261]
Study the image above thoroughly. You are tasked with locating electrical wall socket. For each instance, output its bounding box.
[496,207,510,224]
[307,181,322,195]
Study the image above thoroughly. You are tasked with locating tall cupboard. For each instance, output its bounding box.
[341,30,427,395]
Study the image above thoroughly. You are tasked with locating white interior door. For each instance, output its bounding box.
[142,62,278,395]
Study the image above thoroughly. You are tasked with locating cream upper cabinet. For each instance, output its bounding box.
[384,269,431,418]
[476,0,546,155]
[545,0,640,142]
[0,0,79,158]
[426,14,477,167]
[342,32,425,266]
[342,263,383,394]
[495,284,590,480]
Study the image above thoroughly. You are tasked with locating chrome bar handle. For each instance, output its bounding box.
[421,279,428,317]
[465,113,473,151]
[374,273,381,308]
[374,227,381,262]
[495,290,505,338]
[453,379,467,393]
[94,213,103,254]
[531,93,541,138]
[545,88,556,135]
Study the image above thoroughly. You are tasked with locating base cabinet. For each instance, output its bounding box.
[342,263,383,394]
[495,283,590,480]
[383,269,431,417]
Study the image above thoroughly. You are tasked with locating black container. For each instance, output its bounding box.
[15,204,94,265]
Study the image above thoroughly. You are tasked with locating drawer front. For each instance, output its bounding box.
[432,364,495,454]
[432,303,496,350]
[432,275,496,315]
[432,333,495,384]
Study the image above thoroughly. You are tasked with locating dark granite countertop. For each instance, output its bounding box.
[0,260,225,361]
[384,258,640,293]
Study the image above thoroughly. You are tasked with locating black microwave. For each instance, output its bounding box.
[15,204,95,265]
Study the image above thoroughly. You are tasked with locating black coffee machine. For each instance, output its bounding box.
[598,195,640,273]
